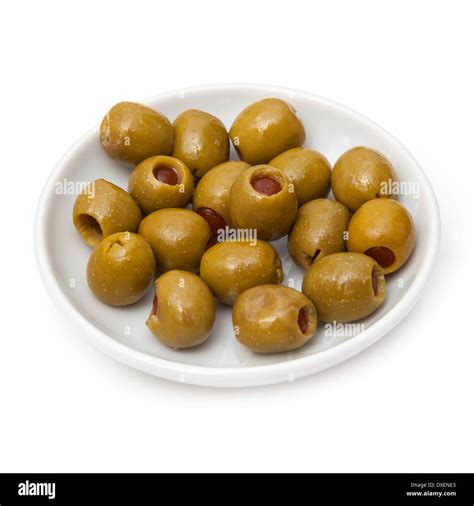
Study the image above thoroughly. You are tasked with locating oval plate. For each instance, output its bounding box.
[34,84,440,387]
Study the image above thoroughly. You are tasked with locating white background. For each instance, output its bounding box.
[1,0,473,472]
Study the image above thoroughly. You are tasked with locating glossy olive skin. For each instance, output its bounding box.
[331,146,398,212]
[200,240,283,305]
[270,148,331,206]
[229,165,298,241]
[232,285,317,353]
[302,252,385,323]
[172,109,230,179]
[288,199,351,269]
[128,155,194,214]
[347,199,415,274]
[146,271,216,349]
[229,98,306,165]
[193,161,251,230]
[100,102,174,165]
[87,232,155,306]
[73,179,142,248]
[138,208,211,272]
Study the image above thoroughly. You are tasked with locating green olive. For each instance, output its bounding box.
[100,102,174,165]
[302,252,386,323]
[288,199,351,269]
[228,165,298,241]
[172,109,230,179]
[128,155,194,214]
[232,285,317,353]
[193,161,251,235]
[347,199,415,274]
[331,146,398,212]
[138,208,211,272]
[146,270,216,349]
[73,179,142,248]
[229,98,306,165]
[200,240,283,305]
[270,147,331,206]
[87,232,155,306]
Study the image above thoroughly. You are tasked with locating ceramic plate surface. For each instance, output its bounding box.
[34,84,440,387]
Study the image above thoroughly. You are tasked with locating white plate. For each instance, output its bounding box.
[34,84,440,387]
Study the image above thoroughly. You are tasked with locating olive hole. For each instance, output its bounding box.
[371,267,384,299]
[298,307,309,334]
[153,164,180,186]
[365,246,395,269]
[195,207,227,237]
[151,294,158,316]
[105,235,127,254]
[371,267,379,296]
[251,176,282,196]
[76,214,103,247]
[311,249,321,264]
[302,249,321,269]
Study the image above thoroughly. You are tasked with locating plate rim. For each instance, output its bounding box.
[34,83,441,387]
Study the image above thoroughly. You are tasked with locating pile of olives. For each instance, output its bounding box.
[73,98,415,354]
